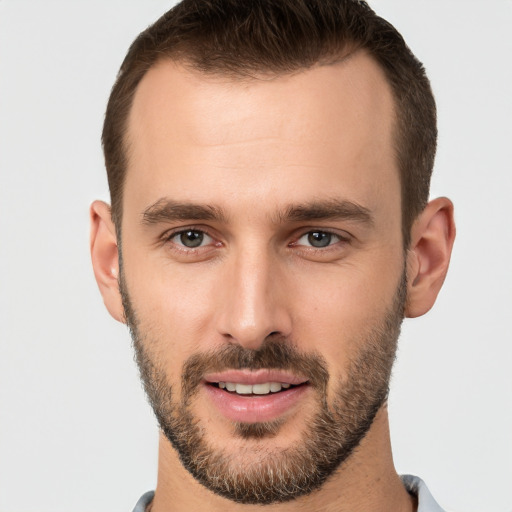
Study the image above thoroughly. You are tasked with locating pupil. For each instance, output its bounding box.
[180,230,203,248]
[308,231,331,248]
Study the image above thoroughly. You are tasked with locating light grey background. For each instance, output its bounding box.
[0,1,511,511]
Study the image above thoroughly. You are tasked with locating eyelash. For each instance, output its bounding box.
[161,227,351,254]
[292,230,350,250]
[163,227,219,252]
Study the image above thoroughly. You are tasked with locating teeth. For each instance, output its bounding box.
[269,382,282,392]
[235,383,253,394]
[218,381,294,395]
[252,383,271,394]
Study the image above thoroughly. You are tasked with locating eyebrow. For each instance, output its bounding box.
[141,197,373,226]
[277,199,374,226]
[141,198,228,225]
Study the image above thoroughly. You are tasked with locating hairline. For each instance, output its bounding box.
[117,48,408,246]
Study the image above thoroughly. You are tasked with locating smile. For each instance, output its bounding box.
[215,381,294,395]
[202,370,310,423]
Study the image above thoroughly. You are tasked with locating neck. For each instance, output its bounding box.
[150,405,416,512]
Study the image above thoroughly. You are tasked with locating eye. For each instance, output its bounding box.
[170,229,213,248]
[296,231,343,248]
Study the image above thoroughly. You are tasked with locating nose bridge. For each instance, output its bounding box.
[218,242,290,348]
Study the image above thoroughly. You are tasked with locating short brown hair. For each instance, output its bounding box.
[102,0,436,246]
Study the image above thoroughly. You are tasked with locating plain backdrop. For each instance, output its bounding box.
[0,1,511,511]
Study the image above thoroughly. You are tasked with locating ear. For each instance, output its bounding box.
[90,200,125,323]
[405,197,456,318]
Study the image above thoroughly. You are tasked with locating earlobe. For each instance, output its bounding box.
[405,197,456,318]
[90,200,125,323]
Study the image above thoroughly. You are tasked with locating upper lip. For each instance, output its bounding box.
[203,369,308,386]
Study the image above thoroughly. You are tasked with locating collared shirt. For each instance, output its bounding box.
[401,475,447,512]
[132,474,446,511]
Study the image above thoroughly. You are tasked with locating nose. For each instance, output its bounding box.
[215,246,292,350]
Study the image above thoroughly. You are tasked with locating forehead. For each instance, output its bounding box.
[124,51,398,219]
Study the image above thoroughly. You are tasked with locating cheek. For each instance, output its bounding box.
[122,251,220,361]
[291,261,402,377]
[122,230,404,386]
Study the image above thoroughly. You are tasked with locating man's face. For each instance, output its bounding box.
[119,51,405,503]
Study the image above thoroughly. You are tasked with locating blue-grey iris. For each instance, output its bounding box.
[180,230,203,248]
[308,232,331,248]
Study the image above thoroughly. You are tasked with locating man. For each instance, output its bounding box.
[90,0,455,510]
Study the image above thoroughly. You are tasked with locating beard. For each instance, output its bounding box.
[119,268,406,505]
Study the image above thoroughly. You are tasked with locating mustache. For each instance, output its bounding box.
[181,335,329,401]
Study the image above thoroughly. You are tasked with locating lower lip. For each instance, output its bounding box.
[203,383,310,423]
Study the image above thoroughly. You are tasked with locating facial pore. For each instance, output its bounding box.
[119,265,406,504]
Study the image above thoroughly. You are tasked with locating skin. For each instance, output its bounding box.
[91,50,455,511]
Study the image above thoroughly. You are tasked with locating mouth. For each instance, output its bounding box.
[202,370,311,423]
[211,381,299,395]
